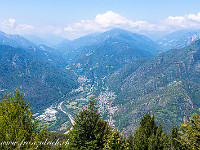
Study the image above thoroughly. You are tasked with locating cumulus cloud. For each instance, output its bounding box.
[16,24,34,32]
[0,18,16,31]
[0,18,63,36]
[0,18,34,34]
[94,11,133,28]
[64,11,155,33]
[64,11,200,37]
[2,11,200,39]
[8,18,16,28]
[164,12,200,30]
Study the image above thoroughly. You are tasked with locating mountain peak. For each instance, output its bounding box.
[0,31,36,48]
[103,28,132,36]
[158,29,200,50]
[0,30,7,36]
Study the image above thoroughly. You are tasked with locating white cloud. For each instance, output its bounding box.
[0,19,63,36]
[94,11,132,27]
[16,24,34,32]
[8,18,16,28]
[0,18,34,34]
[64,11,155,33]
[164,12,200,30]
[36,25,63,35]
[188,12,200,22]
[2,11,200,39]
[64,11,200,37]
[0,18,16,31]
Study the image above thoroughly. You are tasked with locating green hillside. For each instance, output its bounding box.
[66,28,162,81]
[106,40,200,133]
[0,45,78,112]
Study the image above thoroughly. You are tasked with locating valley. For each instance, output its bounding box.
[2,2,200,149]
[0,28,200,135]
[40,72,119,133]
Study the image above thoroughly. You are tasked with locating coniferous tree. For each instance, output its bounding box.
[178,108,200,150]
[0,90,49,149]
[132,111,157,149]
[68,98,111,150]
[104,129,127,150]
[128,111,169,150]
[0,90,44,149]
[170,125,180,150]
[127,134,134,150]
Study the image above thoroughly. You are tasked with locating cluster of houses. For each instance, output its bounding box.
[35,107,57,121]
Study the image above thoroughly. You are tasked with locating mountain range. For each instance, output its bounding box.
[23,34,65,47]
[59,29,163,80]
[0,30,68,67]
[158,29,200,50]
[0,31,36,48]
[106,40,200,133]
[56,28,162,55]
[0,28,200,134]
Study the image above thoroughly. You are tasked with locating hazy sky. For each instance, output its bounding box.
[1,0,200,39]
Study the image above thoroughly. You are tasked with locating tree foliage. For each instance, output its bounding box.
[127,111,170,150]
[104,129,127,150]
[178,108,200,150]
[68,98,111,149]
[0,90,49,149]
[1,89,199,150]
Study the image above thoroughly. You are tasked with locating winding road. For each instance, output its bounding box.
[58,101,75,125]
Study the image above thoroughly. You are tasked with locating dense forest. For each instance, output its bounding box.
[0,90,199,149]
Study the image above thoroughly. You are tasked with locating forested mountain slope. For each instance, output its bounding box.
[106,40,200,133]
[65,29,162,79]
[0,45,78,112]
[158,29,200,50]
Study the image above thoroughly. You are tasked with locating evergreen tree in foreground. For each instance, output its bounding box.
[104,129,127,150]
[2,90,199,150]
[178,108,200,150]
[68,98,111,150]
[0,90,46,149]
[127,111,170,150]
[170,125,180,149]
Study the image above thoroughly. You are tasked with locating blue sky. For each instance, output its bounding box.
[1,0,200,39]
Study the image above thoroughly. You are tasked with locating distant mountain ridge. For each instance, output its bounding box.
[55,32,100,54]
[61,28,163,79]
[56,28,162,55]
[0,45,78,112]
[0,30,69,68]
[23,34,66,47]
[0,30,36,48]
[158,29,200,50]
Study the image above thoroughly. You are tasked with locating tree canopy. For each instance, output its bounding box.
[0,90,48,149]
[1,90,199,150]
[68,98,111,149]
[178,108,200,150]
